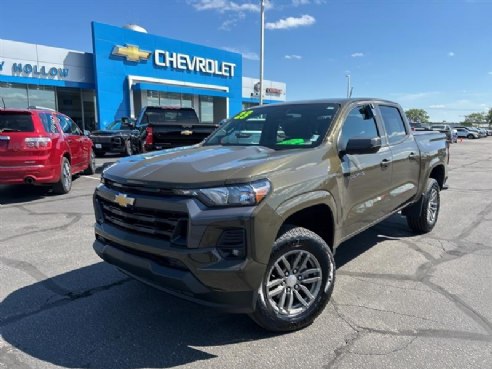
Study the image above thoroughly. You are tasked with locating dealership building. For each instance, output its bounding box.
[0,22,286,131]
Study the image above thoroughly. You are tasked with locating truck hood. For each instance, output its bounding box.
[103,145,303,187]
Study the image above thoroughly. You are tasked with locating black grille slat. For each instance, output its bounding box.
[105,179,175,196]
[98,196,188,242]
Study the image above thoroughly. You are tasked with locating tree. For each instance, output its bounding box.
[463,112,486,125]
[486,108,492,125]
[405,109,430,123]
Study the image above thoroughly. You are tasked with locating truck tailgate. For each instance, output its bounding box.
[152,124,218,148]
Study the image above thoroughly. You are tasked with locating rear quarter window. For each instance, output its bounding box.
[0,112,34,132]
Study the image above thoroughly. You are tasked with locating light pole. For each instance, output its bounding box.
[345,73,351,98]
[259,0,265,105]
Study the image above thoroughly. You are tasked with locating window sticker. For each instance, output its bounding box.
[234,110,253,120]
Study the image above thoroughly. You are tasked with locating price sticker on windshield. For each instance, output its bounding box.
[234,110,253,120]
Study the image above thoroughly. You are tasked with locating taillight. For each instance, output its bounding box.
[145,126,153,145]
[24,137,52,150]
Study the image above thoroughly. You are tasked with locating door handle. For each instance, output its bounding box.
[408,152,417,160]
[380,158,392,168]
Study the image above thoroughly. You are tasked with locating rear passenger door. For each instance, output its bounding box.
[376,105,420,211]
[59,114,83,169]
[337,104,394,239]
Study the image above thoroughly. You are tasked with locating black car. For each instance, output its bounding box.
[89,118,146,157]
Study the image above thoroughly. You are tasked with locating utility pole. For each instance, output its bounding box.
[259,0,265,105]
[345,73,351,98]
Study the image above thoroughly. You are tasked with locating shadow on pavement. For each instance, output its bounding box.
[0,262,274,369]
[0,184,54,205]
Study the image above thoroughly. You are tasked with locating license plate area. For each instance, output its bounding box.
[95,143,102,149]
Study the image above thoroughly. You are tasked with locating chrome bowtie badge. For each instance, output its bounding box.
[114,193,135,207]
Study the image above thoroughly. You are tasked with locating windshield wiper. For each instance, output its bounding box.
[0,128,21,132]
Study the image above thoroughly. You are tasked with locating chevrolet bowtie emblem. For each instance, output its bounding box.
[181,130,193,136]
[112,44,151,62]
[114,193,135,208]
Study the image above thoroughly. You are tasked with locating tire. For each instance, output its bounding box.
[406,178,440,234]
[52,157,72,195]
[94,149,105,158]
[124,139,133,156]
[467,134,474,139]
[249,226,335,332]
[84,148,96,175]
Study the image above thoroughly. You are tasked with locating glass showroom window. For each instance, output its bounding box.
[200,96,214,123]
[181,93,193,108]
[160,92,181,106]
[0,83,29,109]
[146,90,159,106]
[27,85,56,110]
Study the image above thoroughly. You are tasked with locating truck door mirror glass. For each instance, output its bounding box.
[345,137,381,155]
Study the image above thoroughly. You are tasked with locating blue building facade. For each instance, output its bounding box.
[0,22,286,131]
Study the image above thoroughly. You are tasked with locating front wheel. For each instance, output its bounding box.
[406,178,440,233]
[467,134,474,139]
[124,139,133,156]
[84,148,96,175]
[249,226,335,332]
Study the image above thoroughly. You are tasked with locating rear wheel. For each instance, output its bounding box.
[467,134,474,139]
[52,157,72,194]
[124,139,133,156]
[250,226,335,332]
[406,178,440,233]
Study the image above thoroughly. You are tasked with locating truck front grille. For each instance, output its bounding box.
[98,196,188,244]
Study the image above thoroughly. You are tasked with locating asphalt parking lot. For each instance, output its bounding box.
[1,140,492,369]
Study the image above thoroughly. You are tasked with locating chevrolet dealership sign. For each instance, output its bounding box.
[112,44,236,77]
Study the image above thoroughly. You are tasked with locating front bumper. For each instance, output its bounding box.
[91,137,126,152]
[92,183,269,313]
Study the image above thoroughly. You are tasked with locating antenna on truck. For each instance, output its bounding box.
[1,97,5,109]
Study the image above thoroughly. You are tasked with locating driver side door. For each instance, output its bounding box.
[337,104,394,239]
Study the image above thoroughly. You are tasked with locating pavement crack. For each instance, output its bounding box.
[336,303,442,324]
[0,278,132,328]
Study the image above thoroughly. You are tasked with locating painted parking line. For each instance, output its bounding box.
[83,176,101,181]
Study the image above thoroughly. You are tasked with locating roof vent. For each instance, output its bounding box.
[123,24,148,33]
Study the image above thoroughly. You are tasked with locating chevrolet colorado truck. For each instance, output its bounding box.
[138,106,218,151]
[92,99,448,332]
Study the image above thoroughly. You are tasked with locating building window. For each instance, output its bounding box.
[27,85,56,110]
[0,83,28,109]
[200,96,214,123]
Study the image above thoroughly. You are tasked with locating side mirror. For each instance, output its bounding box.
[344,137,381,155]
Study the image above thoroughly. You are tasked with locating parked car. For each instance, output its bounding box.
[138,106,218,151]
[455,127,479,139]
[478,128,488,137]
[409,122,431,131]
[0,108,95,194]
[89,117,145,157]
[468,127,485,138]
[93,98,448,332]
[487,128,492,136]
[430,124,454,143]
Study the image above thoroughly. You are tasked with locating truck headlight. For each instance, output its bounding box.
[179,179,271,207]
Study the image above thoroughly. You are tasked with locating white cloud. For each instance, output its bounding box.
[429,104,446,109]
[285,54,302,60]
[351,52,364,58]
[392,91,440,102]
[191,0,260,13]
[266,14,315,30]
[488,72,492,75]
[292,0,325,4]
[448,52,455,57]
[221,46,259,61]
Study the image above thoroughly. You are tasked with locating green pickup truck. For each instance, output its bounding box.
[92,98,448,332]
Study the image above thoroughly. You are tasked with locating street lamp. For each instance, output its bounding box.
[259,0,265,105]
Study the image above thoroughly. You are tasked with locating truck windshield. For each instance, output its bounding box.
[141,107,199,124]
[204,103,340,149]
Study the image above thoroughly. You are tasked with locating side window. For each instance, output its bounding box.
[339,105,379,152]
[39,113,59,133]
[379,106,407,145]
[69,118,81,135]
[58,114,71,134]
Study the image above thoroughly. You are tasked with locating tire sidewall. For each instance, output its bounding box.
[254,227,335,332]
[421,179,440,231]
[125,139,133,156]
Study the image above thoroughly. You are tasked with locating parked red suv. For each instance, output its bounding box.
[0,108,96,194]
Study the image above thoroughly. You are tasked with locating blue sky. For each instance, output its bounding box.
[1,0,491,122]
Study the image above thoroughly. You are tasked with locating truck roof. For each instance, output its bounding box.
[255,98,400,107]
